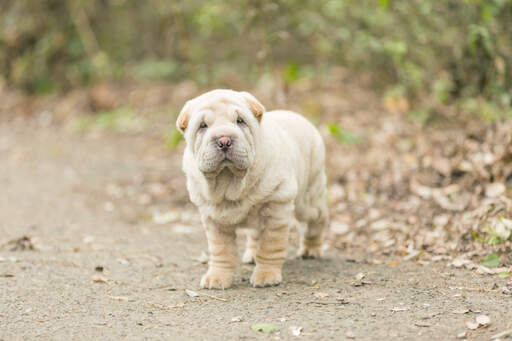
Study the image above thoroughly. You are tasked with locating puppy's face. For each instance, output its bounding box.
[177,90,265,175]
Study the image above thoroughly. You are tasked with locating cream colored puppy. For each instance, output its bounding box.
[177,89,328,289]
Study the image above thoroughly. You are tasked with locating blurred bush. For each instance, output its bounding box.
[1,0,511,108]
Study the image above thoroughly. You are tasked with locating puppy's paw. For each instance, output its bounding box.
[200,270,233,290]
[241,248,256,264]
[297,245,323,259]
[250,266,282,287]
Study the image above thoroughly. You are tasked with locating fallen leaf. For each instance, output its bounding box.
[404,249,421,261]
[230,316,243,323]
[475,314,491,326]
[109,296,130,302]
[481,253,500,268]
[355,272,365,280]
[83,236,95,244]
[345,330,356,339]
[252,323,277,333]
[451,258,470,268]
[491,329,512,340]
[194,252,209,264]
[485,183,505,198]
[92,275,108,283]
[314,292,329,298]
[185,289,200,298]
[331,221,349,235]
[4,235,36,251]
[494,217,512,240]
[456,331,468,339]
[465,321,479,330]
[498,271,510,279]
[452,309,470,315]
[290,326,302,336]
[152,210,180,224]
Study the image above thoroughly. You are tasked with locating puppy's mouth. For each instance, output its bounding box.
[199,150,250,176]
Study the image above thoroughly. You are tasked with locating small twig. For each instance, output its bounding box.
[198,292,228,302]
[491,329,512,340]
[148,284,177,291]
[305,300,348,305]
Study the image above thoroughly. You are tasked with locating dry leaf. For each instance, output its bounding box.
[290,326,302,336]
[92,275,108,283]
[452,309,470,315]
[345,330,356,339]
[475,315,491,326]
[485,183,505,198]
[194,252,209,264]
[185,289,200,297]
[331,221,350,235]
[314,292,329,298]
[152,210,180,224]
[456,331,468,339]
[465,321,479,330]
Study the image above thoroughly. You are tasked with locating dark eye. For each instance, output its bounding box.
[236,117,245,125]
[199,122,208,129]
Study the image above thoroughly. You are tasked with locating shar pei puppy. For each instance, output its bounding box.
[177,89,328,289]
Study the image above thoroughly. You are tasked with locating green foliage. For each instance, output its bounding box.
[251,323,277,333]
[73,107,143,133]
[1,0,511,113]
[327,123,361,145]
[481,252,500,268]
[165,127,183,150]
[471,225,508,246]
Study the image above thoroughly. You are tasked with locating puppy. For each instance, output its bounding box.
[177,89,328,289]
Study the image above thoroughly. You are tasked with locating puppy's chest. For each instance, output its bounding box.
[205,200,266,228]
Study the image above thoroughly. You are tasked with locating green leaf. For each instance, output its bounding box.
[283,61,301,84]
[481,253,500,268]
[471,231,485,243]
[379,0,390,9]
[166,128,183,149]
[327,123,362,145]
[251,323,277,333]
[498,271,510,279]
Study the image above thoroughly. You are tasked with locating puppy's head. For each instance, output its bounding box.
[177,89,265,174]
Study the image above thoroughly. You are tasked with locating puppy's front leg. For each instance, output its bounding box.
[251,202,292,288]
[201,220,237,290]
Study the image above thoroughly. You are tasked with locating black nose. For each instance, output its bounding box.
[216,136,232,152]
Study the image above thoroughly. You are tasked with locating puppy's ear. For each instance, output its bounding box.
[240,91,265,121]
[176,102,190,133]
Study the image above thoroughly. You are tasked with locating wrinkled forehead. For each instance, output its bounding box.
[189,92,247,115]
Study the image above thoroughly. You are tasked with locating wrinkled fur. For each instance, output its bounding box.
[178,89,328,289]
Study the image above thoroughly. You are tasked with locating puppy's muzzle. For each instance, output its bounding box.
[216,136,232,152]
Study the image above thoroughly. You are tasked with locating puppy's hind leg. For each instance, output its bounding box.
[297,190,328,259]
[242,229,258,264]
[298,205,328,259]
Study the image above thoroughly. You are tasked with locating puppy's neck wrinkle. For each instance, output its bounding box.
[206,167,247,202]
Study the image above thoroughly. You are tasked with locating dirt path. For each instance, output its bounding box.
[1,117,511,341]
